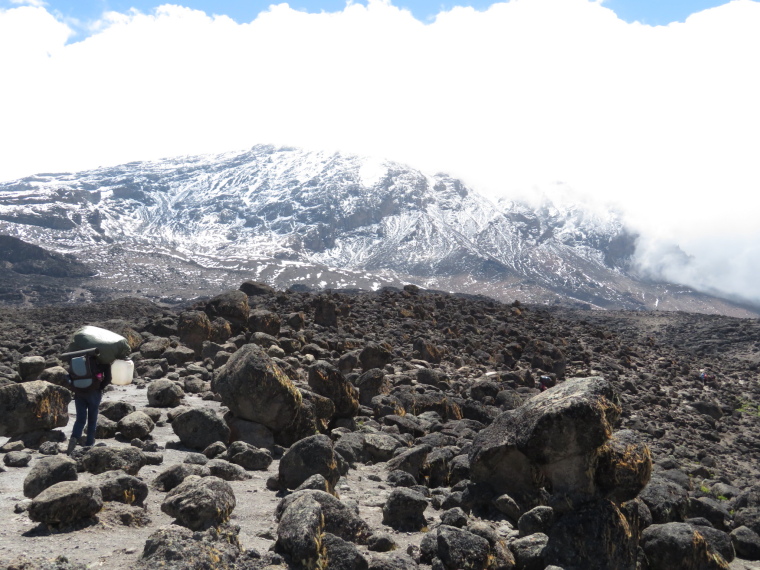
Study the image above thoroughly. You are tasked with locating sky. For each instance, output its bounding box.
[0,0,759,305]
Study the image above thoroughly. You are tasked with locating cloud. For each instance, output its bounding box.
[0,0,758,304]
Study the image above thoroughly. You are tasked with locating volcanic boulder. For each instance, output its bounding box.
[172,407,231,450]
[470,377,625,503]
[0,381,71,438]
[28,481,103,526]
[177,310,212,356]
[308,360,359,419]
[205,290,249,332]
[213,343,302,432]
[161,475,236,531]
[23,455,78,499]
[278,434,340,491]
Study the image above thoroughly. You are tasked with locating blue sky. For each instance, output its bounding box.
[0,0,742,33]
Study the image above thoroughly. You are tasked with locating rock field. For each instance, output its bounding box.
[1,283,760,570]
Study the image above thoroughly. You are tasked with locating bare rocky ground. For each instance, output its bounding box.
[1,286,760,569]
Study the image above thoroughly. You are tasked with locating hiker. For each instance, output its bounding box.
[539,375,551,392]
[63,348,111,452]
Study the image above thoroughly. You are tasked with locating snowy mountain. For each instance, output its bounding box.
[0,145,755,316]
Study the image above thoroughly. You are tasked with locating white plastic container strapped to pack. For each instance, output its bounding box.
[111,359,134,386]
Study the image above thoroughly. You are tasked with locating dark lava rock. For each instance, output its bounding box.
[360,343,392,371]
[0,381,71,437]
[207,458,252,481]
[146,379,184,408]
[249,309,281,336]
[28,481,103,526]
[99,400,136,422]
[81,446,146,476]
[730,526,760,560]
[23,455,78,499]
[117,411,155,440]
[161,475,236,531]
[205,290,249,332]
[470,377,621,503]
[543,499,638,570]
[322,532,369,570]
[276,489,371,545]
[278,434,340,491]
[141,523,244,569]
[92,469,149,507]
[213,343,302,432]
[308,360,359,418]
[639,474,689,524]
[177,310,212,356]
[4,450,32,467]
[152,463,211,492]
[382,488,428,531]
[275,492,327,569]
[226,440,273,471]
[171,407,230,450]
[641,522,729,570]
[510,533,548,570]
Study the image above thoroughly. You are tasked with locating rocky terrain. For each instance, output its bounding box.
[1,145,757,317]
[1,284,760,569]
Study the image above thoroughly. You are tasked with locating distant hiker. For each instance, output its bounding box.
[539,375,551,392]
[62,347,112,453]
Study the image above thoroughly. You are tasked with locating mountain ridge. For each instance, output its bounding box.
[0,145,756,317]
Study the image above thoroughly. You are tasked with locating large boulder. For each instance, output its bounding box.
[23,455,78,499]
[640,474,689,524]
[431,525,491,570]
[360,343,392,370]
[212,343,302,432]
[161,475,236,531]
[594,430,652,503]
[205,290,249,332]
[172,408,231,450]
[382,488,428,531]
[99,400,136,422]
[146,379,184,408]
[117,411,155,440]
[177,310,212,356]
[225,412,275,449]
[81,446,147,476]
[276,489,371,544]
[18,356,47,382]
[356,369,391,407]
[249,309,281,336]
[470,377,622,503]
[544,499,639,570]
[38,366,71,389]
[28,481,103,526]
[308,360,359,419]
[275,492,328,569]
[313,296,338,328]
[278,434,340,491]
[641,522,730,570]
[152,463,211,492]
[226,441,273,471]
[0,381,71,437]
[142,523,244,569]
[92,469,149,507]
[240,281,275,296]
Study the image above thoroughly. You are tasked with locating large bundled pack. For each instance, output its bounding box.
[67,326,131,365]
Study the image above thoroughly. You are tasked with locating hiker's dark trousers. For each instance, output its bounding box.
[72,390,102,447]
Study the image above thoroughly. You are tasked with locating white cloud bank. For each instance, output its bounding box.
[1,0,759,304]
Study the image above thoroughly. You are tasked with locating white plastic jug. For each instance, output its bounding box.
[110,359,134,386]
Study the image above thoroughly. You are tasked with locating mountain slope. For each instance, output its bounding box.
[0,145,755,316]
